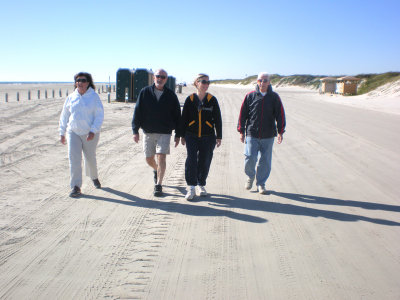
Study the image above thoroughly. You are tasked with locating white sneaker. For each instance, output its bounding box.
[258,185,267,195]
[245,177,254,190]
[197,186,207,196]
[185,186,196,200]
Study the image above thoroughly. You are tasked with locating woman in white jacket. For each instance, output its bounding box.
[59,72,104,197]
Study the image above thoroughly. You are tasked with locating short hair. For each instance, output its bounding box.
[193,73,209,87]
[154,68,168,77]
[257,72,270,81]
[74,72,95,90]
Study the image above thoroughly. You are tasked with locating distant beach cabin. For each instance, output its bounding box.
[319,77,337,94]
[336,76,360,95]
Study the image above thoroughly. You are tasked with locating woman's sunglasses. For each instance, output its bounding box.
[199,80,210,85]
[76,78,88,83]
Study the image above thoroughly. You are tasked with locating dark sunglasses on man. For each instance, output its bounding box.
[155,75,167,80]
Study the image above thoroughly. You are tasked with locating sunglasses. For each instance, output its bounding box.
[155,75,167,79]
[258,79,269,83]
[76,78,88,83]
[199,80,210,85]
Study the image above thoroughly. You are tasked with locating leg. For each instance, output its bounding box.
[244,136,259,180]
[82,132,100,179]
[146,156,158,170]
[143,133,158,172]
[184,135,199,186]
[197,135,216,186]
[256,137,274,186]
[154,134,171,185]
[68,132,83,189]
[156,154,166,185]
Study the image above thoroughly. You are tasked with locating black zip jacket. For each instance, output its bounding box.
[237,85,285,138]
[180,93,222,139]
[132,84,181,137]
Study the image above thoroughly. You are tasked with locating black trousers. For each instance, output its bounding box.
[185,134,216,186]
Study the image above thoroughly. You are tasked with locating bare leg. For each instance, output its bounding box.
[156,154,166,185]
[146,156,158,171]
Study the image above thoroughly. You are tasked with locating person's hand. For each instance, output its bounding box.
[133,134,139,143]
[87,132,95,141]
[181,138,186,146]
[277,133,283,144]
[216,139,222,147]
[240,133,245,143]
[60,135,66,145]
[174,137,180,147]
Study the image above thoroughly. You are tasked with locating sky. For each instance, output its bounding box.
[1,0,399,83]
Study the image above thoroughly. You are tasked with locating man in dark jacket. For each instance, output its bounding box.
[132,69,181,196]
[237,72,286,194]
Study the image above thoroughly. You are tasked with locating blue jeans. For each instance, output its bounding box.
[185,134,216,186]
[244,136,274,186]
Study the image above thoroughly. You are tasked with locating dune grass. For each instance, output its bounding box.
[212,72,400,95]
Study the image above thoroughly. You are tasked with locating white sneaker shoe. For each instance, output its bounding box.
[245,177,254,190]
[197,186,207,196]
[258,185,267,195]
[185,186,196,200]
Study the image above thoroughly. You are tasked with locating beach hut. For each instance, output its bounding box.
[133,69,154,102]
[336,76,360,95]
[319,77,337,94]
[166,76,176,92]
[116,68,134,101]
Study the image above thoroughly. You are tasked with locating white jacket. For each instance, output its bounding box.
[59,87,104,136]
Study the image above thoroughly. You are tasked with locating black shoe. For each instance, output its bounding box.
[153,170,157,184]
[154,184,162,197]
[70,186,81,198]
[93,178,101,189]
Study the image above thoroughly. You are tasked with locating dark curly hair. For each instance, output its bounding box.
[74,72,96,90]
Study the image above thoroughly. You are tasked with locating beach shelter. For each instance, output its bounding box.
[319,77,337,94]
[336,76,360,95]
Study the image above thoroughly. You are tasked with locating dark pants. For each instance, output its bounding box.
[185,134,216,186]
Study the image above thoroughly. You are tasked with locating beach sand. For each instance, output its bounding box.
[0,83,399,299]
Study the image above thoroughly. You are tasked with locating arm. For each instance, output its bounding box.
[59,97,71,137]
[172,93,182,140]
[90,94,104,134]
[132,89,145,135]
[237,95,249,143]
[213,97,223,140]
[275,94,286,142]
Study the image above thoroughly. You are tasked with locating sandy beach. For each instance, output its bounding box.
[0,83,399,299]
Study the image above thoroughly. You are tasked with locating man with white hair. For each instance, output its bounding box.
[132,69,181,197]
[237,72,286,194]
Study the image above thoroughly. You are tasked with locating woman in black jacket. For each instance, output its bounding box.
[181,74,222,200]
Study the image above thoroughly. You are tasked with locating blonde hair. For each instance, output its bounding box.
[193,73,209,88]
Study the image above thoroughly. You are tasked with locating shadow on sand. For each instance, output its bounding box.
[81,187,400,226]
[81,187,267,224]
[206,190,400,226]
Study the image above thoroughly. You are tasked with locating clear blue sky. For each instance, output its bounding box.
[1,0,399,82]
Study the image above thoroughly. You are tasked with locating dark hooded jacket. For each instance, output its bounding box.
[237,84,285,138]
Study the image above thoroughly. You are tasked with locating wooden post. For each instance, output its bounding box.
[108,92,110,103]
[38,90,40,99]
[59,89,62,97]
[52,90,55,98]
[66,90,68,96]
[45,90,48,99]
[17,92,20,102]
[28,90,31,100]
[5,93,8,102]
